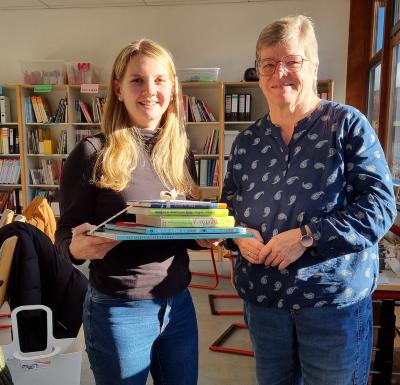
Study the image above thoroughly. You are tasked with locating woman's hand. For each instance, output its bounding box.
[195,238,223,248]
[258,228,306,270]
[236,228,265,264]
[69,223,121,261]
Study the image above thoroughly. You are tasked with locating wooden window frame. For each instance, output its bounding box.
[346,0,400,151]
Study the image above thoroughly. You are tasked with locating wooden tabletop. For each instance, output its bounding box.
[377,270,400,292]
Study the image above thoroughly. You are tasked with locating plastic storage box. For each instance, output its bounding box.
[66,62,98,84]
[177,67,220,82]
[21,61,66,85]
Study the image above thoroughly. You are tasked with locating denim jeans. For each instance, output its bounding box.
[244,296,372,385]
[83,285,198,385]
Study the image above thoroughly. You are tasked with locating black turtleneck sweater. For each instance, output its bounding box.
[55,132,200,300]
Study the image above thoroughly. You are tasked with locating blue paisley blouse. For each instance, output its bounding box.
[221,100,396,309]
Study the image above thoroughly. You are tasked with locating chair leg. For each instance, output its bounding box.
[209,322,253,356]
[208,294,243,315]
[189,248,230,290]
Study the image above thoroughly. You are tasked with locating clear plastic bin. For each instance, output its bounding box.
[21,61,66,85]
[177,68,220,82]
[66,62,98,85]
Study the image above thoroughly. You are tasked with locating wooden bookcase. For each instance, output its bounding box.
[0,79,334,215]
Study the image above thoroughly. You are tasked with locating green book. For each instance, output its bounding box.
[134,214,235,228]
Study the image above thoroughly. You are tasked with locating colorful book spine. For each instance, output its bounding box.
[134,214,235,228]
[127,207,229,216]
[92,230,253,241]
[105,223,246,234]
[127,200,227,209]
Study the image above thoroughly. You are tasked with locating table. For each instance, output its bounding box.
[371,270,400,384]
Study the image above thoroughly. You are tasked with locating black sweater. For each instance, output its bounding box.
[55,133,199,300]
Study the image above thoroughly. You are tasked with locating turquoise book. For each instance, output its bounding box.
[104,223,247,235]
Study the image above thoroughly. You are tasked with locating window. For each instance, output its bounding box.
[388,44,400,176]
[347,0,400,175]
[368,63,382,131]
[373,1,385,54]
[394,0,400,26]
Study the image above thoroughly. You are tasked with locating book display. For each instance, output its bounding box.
[0,80,334,216]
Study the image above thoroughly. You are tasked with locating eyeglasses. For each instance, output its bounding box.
[257,55,309,76]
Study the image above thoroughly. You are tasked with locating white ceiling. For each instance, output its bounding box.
[0,0,284,10]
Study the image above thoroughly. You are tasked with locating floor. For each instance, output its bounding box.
[78,259,256,385]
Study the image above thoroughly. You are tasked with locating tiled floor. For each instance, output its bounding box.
[78,260,256,385]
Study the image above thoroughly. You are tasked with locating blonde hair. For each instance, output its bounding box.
[93,39,197,196]
[256,15,319,65]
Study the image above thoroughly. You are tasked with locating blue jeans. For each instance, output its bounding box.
[244,296,372,385]
[83,286,198,385]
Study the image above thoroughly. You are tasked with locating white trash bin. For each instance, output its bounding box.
[2,304,82,385]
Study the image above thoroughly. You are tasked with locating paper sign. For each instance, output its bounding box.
[81,84,99,93]
[34,84,52,93]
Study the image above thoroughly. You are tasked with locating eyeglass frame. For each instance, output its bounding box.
[256,55,310,76]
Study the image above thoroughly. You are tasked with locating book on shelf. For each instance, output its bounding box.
[0,159,21,184]
[105,222,246,234]
[245,94,251,120]
[127,206,229,216]
[91,228,253,241]
[24,96,34,123]
[134,214,235,228]
[231,94,238,121]
[225,94,232,121]
[127,199,227,209]
[238,94,246,121]
[1,128,9,155]
[0,96,11,124]
[78,100,93,123]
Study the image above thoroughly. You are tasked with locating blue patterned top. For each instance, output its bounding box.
[221,100,396,309]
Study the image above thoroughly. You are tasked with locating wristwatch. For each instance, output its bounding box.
[300,225,314,248]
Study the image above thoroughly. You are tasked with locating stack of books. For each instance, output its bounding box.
[89,200,253,241]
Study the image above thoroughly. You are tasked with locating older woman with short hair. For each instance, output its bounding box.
[222,15,396,385]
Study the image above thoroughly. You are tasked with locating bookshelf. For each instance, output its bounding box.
[0,85,24,213]
[0,79,334,216]
[182,82,224,201]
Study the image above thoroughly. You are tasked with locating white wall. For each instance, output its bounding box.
[0,0,349,102]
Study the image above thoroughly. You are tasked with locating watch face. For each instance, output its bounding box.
[301,235,313,248]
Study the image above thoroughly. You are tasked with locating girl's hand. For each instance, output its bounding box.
[69,222,121,260]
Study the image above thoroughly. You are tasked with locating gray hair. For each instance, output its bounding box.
[256,15,319,65]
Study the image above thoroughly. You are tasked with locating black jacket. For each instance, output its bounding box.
[0,222,88,352]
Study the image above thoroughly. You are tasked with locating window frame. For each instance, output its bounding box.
[346,0,400,154]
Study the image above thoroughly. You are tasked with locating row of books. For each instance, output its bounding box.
[88,200,253,241]
[0,190,22,214]
[0,159,21,184]
[74,96,105,123]
[0,127,19,154]
[75,128,101,144]
[183,95,216,123]
[0,96,11,123]
[225,94,251,121]
[27,127,67,154]
[202,128,219,155]
[33,189,60,216]
[195,159,219,187]
[29,158,64,185]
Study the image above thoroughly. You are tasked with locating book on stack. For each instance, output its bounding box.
[88,199,253,241]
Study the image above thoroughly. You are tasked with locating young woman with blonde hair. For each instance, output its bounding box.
[56,39,210,385]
